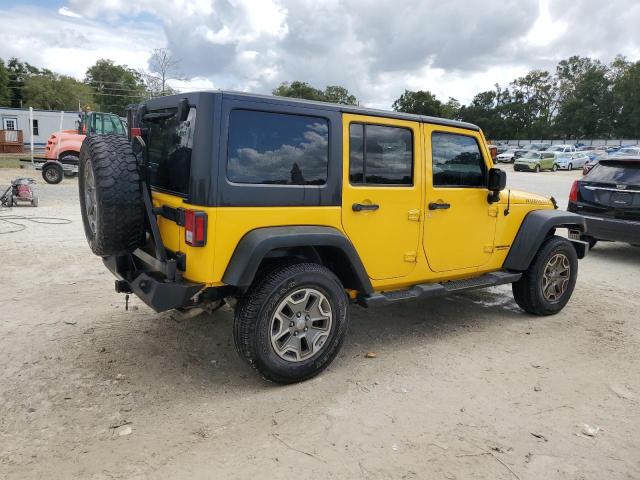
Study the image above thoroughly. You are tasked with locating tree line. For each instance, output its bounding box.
[2,52,638,139]
[272,55,640,140]
[0,49,181,116]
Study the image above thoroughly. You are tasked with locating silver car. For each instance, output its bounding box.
[554,152,590,170]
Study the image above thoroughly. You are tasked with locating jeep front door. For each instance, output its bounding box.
[423,127,497,272]
[341,115,422,280]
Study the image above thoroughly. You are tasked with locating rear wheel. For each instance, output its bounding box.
[42,163,63,184]
[512,236,578,316]
[552,164,558,172]
[234,262,349,384]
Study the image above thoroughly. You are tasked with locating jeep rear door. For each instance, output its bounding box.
[341,114,422,280]
[423,126,497,272]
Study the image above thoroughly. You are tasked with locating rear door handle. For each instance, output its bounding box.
[352,203,380,212]
[428,202,450,210]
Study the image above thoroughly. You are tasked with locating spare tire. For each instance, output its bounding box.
[78,134,146,256]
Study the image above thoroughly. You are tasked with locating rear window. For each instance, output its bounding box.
[144,107,196,195]
[587,162,640,184]
[227,110,329,185]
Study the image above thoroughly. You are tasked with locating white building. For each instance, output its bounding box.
[0,107,80,147]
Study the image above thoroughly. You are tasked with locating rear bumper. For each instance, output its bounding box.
[103,249,205,312]
[580,214,640,244]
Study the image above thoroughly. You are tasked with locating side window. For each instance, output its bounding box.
[432,132,486,188]
[227,110,329,185]
[349,123,413,185]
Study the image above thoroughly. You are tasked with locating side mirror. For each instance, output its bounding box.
[487,167,507,203]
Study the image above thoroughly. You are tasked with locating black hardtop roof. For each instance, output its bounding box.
[145,90,481,132]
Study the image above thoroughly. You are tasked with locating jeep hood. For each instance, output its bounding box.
[501,189,554,206]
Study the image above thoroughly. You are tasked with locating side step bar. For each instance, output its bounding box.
[359,271,522,307]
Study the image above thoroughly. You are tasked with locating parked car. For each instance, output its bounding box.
[521,143,550,151]
[582,151,609,175]
[496,148,528,163]
[568,158,640,248]
[514,151,557,172]
[610,146,640,158]
[546,144,576,155]
[75,91,587,383]
[554,152,590,170]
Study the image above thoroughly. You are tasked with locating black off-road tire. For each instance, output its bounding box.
[78,134,145,256]
[234,262,350,384]
[512,236,578,316]
[42,163,63,184]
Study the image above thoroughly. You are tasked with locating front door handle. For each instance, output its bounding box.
[428,202,450,210]
[352,203,380,212]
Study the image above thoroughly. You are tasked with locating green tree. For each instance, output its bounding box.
[612,60,640,138]
[0,58,10,106]
[554,56,613,138]
[85,59,147,115]
[272,81,358,105]
[273,81,325,101]
[392,90,444,116]
[23,74,94,110]
[441,97,461,120]
[323,85,357,105]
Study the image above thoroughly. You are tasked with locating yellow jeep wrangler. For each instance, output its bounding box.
[78,91,587,383]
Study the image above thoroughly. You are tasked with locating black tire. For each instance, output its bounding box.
[512,236,578,316]
[535,164,541,173]
[234,262,350,384]
[552,164,558,172]
[78,135,145,256]
[60,154,79,177]
[42,163,63,184]
[568,163,573,170]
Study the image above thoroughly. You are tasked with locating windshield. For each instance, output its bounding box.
[521,152,540,159]
[547,146,564,152]
[587,161,640,184]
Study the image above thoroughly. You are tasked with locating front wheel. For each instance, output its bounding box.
[42,163,63,184]
[234,263,350,384]
[568,163,573,170]
[535,165,541,173]
[512,236,578,316]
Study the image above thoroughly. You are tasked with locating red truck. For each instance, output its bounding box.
[37,112,126,184]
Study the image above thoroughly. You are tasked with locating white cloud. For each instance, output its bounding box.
[58,6,82,18]
[2,0,640,108]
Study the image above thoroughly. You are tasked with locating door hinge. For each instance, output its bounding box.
[483,245,495,253]
[488,207,499,217]
[407,209,421,221]
[404,251,417,262]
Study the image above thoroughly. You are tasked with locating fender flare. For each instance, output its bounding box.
[222,226,374,294]
[503,209,587,271]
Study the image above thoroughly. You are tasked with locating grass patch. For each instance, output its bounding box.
[0,157,22,168]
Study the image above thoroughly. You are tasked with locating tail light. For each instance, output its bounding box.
[184,209,207,247]
[569,180,579,202]
[130,127,142,137]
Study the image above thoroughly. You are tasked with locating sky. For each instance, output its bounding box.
[0,0,639,109]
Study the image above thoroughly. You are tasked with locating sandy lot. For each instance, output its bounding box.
[1,166,639,480]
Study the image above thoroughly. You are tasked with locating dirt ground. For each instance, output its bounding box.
[1,166,639,480]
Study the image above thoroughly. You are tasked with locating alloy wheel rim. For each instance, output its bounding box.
[269,288,333,362]
[46,168,59,182]
[541,253,570,303]
[84,162,97,235]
